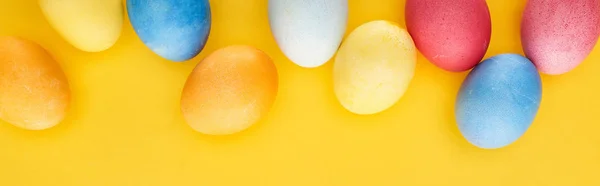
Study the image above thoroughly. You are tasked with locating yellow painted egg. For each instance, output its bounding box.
[333,20,417,115]
[181,45,279,135]
[39,0,123,52]
[0,37,70,130]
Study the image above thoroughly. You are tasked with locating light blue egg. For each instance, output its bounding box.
[455,54,542,149]
[127,0,211,62]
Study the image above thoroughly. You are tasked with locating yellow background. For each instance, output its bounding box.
[1,0,599,185]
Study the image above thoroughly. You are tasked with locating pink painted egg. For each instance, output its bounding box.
[405,0,491,72]
[521,0,600,75]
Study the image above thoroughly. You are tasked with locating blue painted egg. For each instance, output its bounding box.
[127,0,211,62]
[455,54,542,149]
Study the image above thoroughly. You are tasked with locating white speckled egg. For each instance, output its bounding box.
[268,0,348,68]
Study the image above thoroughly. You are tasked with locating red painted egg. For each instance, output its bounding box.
[405,0,491,72]
[521,0,600,75]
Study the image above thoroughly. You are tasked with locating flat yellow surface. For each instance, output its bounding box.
[0,0,599,185]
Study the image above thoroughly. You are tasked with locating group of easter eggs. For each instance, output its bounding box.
[0,0,599,149]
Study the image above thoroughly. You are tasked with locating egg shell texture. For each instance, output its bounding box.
[405,0,491,72]
[521,0,600,75]
[456,54,542,149]
[269,0,348,68]
[127,0,211,62]
[40,0,124,52]
[333,20,416,115]
[0,37,70,130]
[181,45,278,135]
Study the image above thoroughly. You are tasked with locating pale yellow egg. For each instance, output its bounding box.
[333,20,417,115]
[39,0,123,52]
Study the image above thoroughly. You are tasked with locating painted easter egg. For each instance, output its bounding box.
[39,0,123,52]
[333,20,416,115]
[456,54,542,149]
[181,45,278,135]
[127,0,211,62]
[0,37,70,130]
[521,0,600,75]
[405,0,491,72]
[269,0,348,68]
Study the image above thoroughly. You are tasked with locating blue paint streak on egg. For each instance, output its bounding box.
[127,0,211,62]
[455,54,542,149]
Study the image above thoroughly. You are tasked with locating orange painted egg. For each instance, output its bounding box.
[0,36,70,130]
[181,45,279,135]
